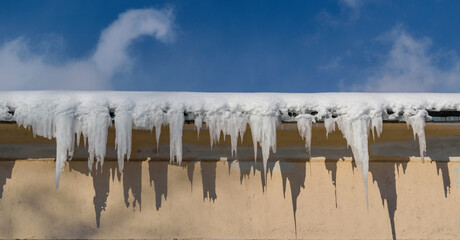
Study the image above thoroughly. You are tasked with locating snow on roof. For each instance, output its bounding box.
[0,91,456,203]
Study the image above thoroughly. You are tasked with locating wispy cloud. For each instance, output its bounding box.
[319,50,352,71]
[354,25,460,92]
[318,0,369,26]
[319,56,344,71]
[0,8,174,90]
[339,0,365,12]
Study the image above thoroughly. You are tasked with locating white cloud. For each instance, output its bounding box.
[355,25,460,92]
[0,8,174,90]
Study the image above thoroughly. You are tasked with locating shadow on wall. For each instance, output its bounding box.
[123,162,142,211]
[69,161,121,228]
[369,161,408,240]
[182,161,195,191]
[234,158,307,234]
[67,160,202,228]
[280,161,306,235]
[69,161,145,228]
[0,156,454,238]
[324,159,338,208]
[238,158,278,192]
[435,161,451,197]
[0,161,15,199]
[148,161,168,210]
[201,161,217,202]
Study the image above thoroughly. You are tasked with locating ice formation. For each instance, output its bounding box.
[295,114,316,156]
[370,110,383,140]
[75,99,111,173]
[0,91,455,192]
[205,111,248,156]
[168,110,185,164]
[324,117,336,137]
[114,100,134,172]
[336,115,372,207]
[249,115,279,176]
[404,109,430,163]
[194,114,202,138]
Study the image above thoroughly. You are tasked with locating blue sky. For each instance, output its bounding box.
[1,0,460,92]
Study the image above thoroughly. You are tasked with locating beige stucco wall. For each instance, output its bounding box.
[1,123,460,239]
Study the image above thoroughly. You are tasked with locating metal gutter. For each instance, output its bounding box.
[2,107,460,123]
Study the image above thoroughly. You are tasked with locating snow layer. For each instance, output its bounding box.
[0,91,449,190]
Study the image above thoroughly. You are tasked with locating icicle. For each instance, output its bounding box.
[336,115,371,208]
[14,99,77,188]
[296,114,316,155]
[370,111,383,141]
[238,114,248,145]
[1,91,453,197]
[205,112,223,149]
[54,113,75,188]
[168,110,184,164]
[74,121,82,147]
[228,113,239,156]
[249,114,279,176]
[55,113,75,188]
[75,105,111,171]
[133,107,165,153]
[154,113,164,153]
[14,102,55,140]
[324,117,336,138]
[227,113,238,155]
[404,109,430,163]
[195,114,202,138]
[205,111,248,156]
[226,112,248,157]
[114,106,133,173]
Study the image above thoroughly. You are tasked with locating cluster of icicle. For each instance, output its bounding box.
[295,109,429,206]
[0,92,437,204]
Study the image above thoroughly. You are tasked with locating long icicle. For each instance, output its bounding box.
[336,115,372,209]
[404,109,430,163]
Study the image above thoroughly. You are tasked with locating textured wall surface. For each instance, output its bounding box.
[0,123,460,239]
